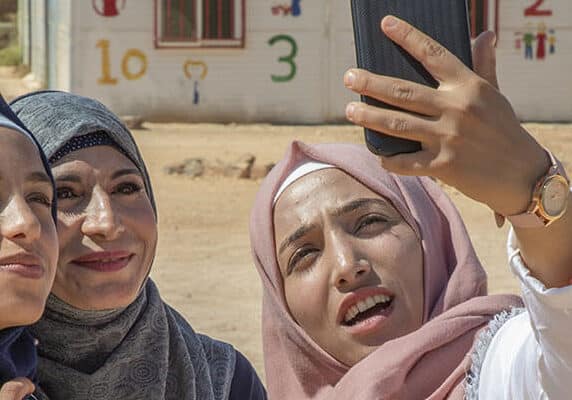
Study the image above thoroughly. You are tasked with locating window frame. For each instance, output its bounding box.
[154,0,246,49]
[469,0,499,40]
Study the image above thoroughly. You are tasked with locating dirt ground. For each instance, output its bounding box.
[2,67,572,379]
[133,122,572,378]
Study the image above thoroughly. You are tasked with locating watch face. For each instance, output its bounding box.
[541,176,570,217]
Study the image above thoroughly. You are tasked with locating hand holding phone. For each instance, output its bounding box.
[350,0,473,156]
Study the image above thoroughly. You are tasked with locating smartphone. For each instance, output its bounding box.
[350,0,473,157]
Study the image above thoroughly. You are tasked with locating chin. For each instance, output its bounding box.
[0,296,46,328]
[54,280,143,311]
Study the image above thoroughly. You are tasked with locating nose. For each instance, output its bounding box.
[81,187,124,241]
[328,232,371,289]
[0,196,42,243]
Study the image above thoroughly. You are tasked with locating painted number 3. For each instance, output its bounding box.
[525,0,552,16]
[268,35,298,83]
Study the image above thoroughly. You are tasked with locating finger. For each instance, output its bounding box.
[344,68,443,116]
[472,31,499,89]
[379,150,436,176]
[0,378,35,400]
[346,102,435,142]
[380,16,471,84]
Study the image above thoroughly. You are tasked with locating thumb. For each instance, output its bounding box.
[472,31,499,89]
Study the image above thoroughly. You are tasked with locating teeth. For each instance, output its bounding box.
[343,294,393,323]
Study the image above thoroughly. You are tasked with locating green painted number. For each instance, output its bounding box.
[268,35,298,82]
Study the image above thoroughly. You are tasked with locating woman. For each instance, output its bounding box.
[11,91,266,400]
[250,18,572,399]
[0,95,58,399]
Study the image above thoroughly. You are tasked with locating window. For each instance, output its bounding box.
[155,0,245,48]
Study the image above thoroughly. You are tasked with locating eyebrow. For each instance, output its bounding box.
[332,198,391,217]
[26,171,52,184]
[54,174,82,183]
[277,198,392,256]
[278,223,317,256]
[111,168,142,180]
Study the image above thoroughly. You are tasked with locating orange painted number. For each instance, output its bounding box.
[96,39,118,85]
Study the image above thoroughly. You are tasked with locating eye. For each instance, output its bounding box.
[27,192,53,207]
[288,247,319,274]
[113,182,143,196]
[354,214,388,235]
[56,187,79,200]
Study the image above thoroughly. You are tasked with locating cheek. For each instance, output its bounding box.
[284,269,330,331]
[121,200,157,246]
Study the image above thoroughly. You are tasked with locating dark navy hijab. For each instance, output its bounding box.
[0,94,56,385]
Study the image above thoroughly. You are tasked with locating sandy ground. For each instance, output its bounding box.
[135,122,572,378]
[2,67,572,378]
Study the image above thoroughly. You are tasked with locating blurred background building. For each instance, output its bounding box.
[9,0,572,122]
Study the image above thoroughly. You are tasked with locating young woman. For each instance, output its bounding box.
[250,18,572,399]
[0,96,58,399]
[11,91,266,400]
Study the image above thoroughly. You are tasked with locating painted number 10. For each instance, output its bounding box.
[96,39,148,85]
[525,0,552,16]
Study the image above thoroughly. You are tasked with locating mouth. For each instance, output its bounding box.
[341,294,394,326]
[72,251,134,272]
[337,287,395,336]
[0,253,45,279]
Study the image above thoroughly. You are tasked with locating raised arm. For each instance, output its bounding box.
[343,16,572,288]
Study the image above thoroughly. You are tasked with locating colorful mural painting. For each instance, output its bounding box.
[272,0,301,17]
[514,0,555,61]
[93,0,126,17]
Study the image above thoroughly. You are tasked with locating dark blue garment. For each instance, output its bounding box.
[229,351,267,400]
[0,328,37,384]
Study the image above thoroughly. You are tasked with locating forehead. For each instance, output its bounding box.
[274,168,392,224]
[0,127,44,169]
[51,145,137,174]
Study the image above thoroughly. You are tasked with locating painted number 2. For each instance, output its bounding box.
[525,0,552,16]
[268,35,298,83]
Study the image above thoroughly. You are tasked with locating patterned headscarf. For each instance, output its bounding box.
[11,91,236,400]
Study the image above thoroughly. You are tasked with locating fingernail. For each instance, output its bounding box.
[490,32,497,48]
[382,16,399,29]
[344,70,356,88]
[346,103,356,120]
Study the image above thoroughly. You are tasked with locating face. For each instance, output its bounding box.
[0,128,58,329]
[51,145,157,310]
[274,169,424,366]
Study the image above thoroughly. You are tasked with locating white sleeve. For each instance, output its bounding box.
[477,228,572,399]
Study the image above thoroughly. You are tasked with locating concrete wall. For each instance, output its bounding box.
[63,0,357,122]
[24,0,572,122]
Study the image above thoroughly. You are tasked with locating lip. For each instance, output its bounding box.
[0,253,45,279]
[336,286,395,325]
[71,251,134,272]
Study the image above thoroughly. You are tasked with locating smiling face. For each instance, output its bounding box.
[274,168,424,366]
[0,127,58,329]
[50,145,157,310]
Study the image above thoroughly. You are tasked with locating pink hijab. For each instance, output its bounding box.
[250,141,522,399]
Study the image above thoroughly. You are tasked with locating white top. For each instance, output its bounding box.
[478,228,572,399]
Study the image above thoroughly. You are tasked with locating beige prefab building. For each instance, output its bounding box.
[18,0,572,122]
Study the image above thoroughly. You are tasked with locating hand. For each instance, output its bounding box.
[344,16,548,217]
[0,378,35,400]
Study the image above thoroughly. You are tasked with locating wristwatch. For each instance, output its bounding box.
[504,150,570,228]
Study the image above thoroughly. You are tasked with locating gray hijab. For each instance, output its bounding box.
[11,91,236,400]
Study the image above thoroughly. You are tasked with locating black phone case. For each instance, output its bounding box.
[350,0,473,156]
